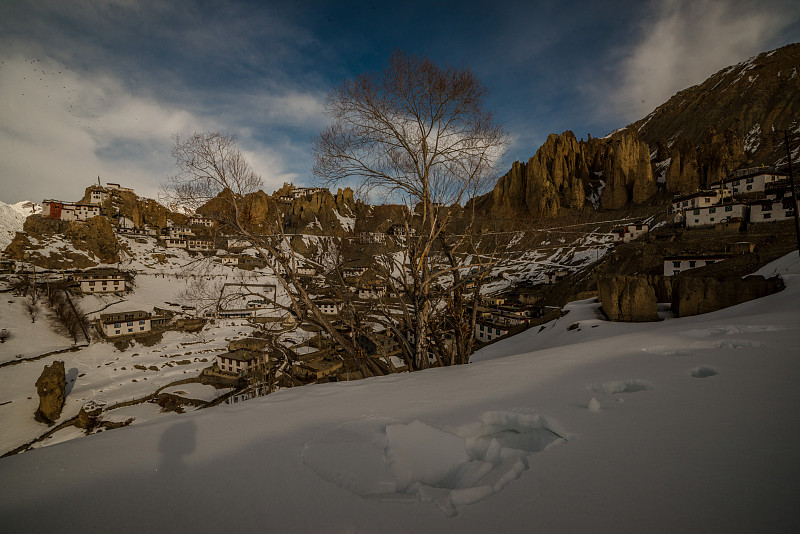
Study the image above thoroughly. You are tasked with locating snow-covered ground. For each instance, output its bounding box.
[1,252,798,533]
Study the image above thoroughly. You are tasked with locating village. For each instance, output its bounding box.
[1,159,797,413]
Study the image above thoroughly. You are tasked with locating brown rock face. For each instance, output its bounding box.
[597,275,659,322]
[480,131,589,218]
[671,275,784,317]
[35,360,66,425]
[477,128,655,218]
[599,129,656,209]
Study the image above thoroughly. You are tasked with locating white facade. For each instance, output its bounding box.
[474,321,509,343]
[358,232,386,244]
[80,277,126,293]
[315,301,340,315]
[89,189,108,204]
[189,217,215,227]
[163,237,187,248]
[106,183,134,193]
[167,226,194,238]
[219,255,239,266]
[749,200,796,223]
[101,314,151,338]
[663,256,728,276]
[685,203,746,228]
[612,223,649,243]
[296,266,316,276]
[722,172,785,197]
[186,239,214,252]
[670,191,721,214]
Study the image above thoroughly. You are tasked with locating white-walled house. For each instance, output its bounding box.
[720,171,786,197]
[314,299,340,315]
[186,238,214,252]
[685,203,746,228]
[474,320,509,343]
[189,216,215,227]
[42,200,101,222]
[358,285,387,299]
[749,198,796,223]
[670,190,722,214]
[216,349,264,376]
[99,310,151,338]
[163,237,187,248]
[73,269,127,293]
[296,266,316,276]
[88,188,108,204]
[612,223,649,243]
[663,255,729,276]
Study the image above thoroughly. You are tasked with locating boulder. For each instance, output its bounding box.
[34,360,66,425]
[597,275,659,322]
[671,275,784,317]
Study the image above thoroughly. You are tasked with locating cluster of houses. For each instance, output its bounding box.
[670,167,796,229]
[42,183,132,222]
[277,184,329,203]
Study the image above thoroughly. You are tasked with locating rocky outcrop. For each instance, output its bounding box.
[596,275,659,322]
[477,128,655,218]
[4,214,120,268]
[34,361,66,425]
[599,129,656,209]
[671,274,784,317]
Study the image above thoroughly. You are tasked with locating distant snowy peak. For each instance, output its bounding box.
[0,200,39,249]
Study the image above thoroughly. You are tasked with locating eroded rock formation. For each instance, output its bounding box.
[596,275,659,322]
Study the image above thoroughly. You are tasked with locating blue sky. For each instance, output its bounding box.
[1,0,798,204]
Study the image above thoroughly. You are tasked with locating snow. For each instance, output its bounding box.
[0,200,39,248]
[0,251,798,531]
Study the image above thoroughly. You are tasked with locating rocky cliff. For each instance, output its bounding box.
[476,128,656,217]
[34,360,66,425]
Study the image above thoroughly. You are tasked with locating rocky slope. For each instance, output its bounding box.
[634,43,800,189]
[477,43,798,220]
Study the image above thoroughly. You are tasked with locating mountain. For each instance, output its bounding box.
[477,43,800,220]
[0,200,40,249]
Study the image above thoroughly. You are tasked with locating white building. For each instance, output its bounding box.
[105,183,134,193]
[163,237,187,248]
[216,349,264,376]
[670,190,722,214]
[611,223,649,243]
[749,198,796,224]
[186,238,214,252]
[685,203,746,228]
[89,188,108,204]
[42,200,101,222]
[314,300,340,315]
[663,255,729,276]
[73,269,127,293]
[99,311,151,338]
[358,232,386,244]
[166,226,194,238]
[474,320,509,343]
[218,255,240,266]
[720,171,786,197]
[189,216,215,227]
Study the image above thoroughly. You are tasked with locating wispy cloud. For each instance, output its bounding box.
[602,0,799,122]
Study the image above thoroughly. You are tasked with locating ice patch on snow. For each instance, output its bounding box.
[302,412,567,516]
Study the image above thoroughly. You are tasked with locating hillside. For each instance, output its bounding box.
[476,43,800,221]
[0,200,39,248]
[1,252,797,533]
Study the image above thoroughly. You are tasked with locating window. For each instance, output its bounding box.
[114,322,120,328]
[746,177,754,183]
[127,321,133,326]
[139,320,145,325]
[709,207,716,213]
[764,213,771,219]
[693,209,700,215]
[746,185,752,191]
[762,204,772,211]
[115,330,120,335]
[673,261,681,268]
[689,261,696,268]
[725,205,733,212]
[673,270,680,275]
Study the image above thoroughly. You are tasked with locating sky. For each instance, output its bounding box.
[1,0,798,205]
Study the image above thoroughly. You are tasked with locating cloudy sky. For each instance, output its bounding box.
[1,0,798,204]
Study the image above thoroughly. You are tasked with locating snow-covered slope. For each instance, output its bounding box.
[1,253,798,533]
[0,200,39,248]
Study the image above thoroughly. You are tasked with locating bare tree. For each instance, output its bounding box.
[161,132,375,376]
[313,50,508,369]
[24,294,39,323]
